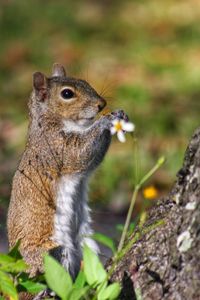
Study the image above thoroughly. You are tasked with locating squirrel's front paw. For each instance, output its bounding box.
[111,110,129,122]
[100,110,129,130]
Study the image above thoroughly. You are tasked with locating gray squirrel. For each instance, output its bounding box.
[7,63,128,284]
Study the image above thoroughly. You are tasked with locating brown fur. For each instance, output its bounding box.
[7,64,124,299]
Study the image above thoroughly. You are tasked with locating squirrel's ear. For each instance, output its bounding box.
[33,72,47,90]
[33,72,48,101]
[52,63,66,77]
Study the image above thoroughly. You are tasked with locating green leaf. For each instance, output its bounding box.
[32,273,46,282]
[0,254,15,265]
[129,222,136,232]
[98,282,121,300]
[68,286,89,300]
[0,259,28,273]
[17,272,30,283]
[9,241,22,260]
[83,245,107,286]
[0,270,18,300]
[92,233,116,254]
[97,281,107,295]
[116,223,135,234]
[74,271,86,289]
[128,222,136,235]
[19,280,46,294]
[44,255,72,299]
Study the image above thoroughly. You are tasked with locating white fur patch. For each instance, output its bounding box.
[79,201,99,254]
[83,237,99,254]
[53,173,99,276]
[63,119,94,132]
[53,174,78,248]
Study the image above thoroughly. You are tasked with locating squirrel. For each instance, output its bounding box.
[7,63,128,283]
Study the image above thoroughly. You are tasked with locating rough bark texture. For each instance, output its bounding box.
[110,128,200,300]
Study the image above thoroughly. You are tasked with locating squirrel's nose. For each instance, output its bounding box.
[97,99,106,112]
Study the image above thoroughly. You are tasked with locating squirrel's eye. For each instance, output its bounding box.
[61,88,75,100]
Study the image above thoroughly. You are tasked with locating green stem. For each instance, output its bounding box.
[117,156,165,252]
[139,156,165,187]
[117,185,139,252]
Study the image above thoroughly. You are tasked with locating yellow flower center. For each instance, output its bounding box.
[114,121,122,131]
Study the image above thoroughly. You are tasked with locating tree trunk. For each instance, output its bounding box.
[110,128,200,300]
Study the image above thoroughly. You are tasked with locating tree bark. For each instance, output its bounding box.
[109,128,200,300]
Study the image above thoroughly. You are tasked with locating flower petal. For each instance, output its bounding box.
[110,126,117,135]
[122,122,135,132]
[119,119,125,126]
[112,119,119,126]
[117,130,126,143]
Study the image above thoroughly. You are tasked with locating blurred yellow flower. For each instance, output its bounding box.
[143,186,158,200]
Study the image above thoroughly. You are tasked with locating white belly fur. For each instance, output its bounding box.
[53,174,79,247]
[52,174,99,277]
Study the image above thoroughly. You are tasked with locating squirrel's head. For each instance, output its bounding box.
[31,63,106,126]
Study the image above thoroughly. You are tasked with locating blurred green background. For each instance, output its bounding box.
[1,0,200,251]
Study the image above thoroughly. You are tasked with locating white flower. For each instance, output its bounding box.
[110,119,135,143]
